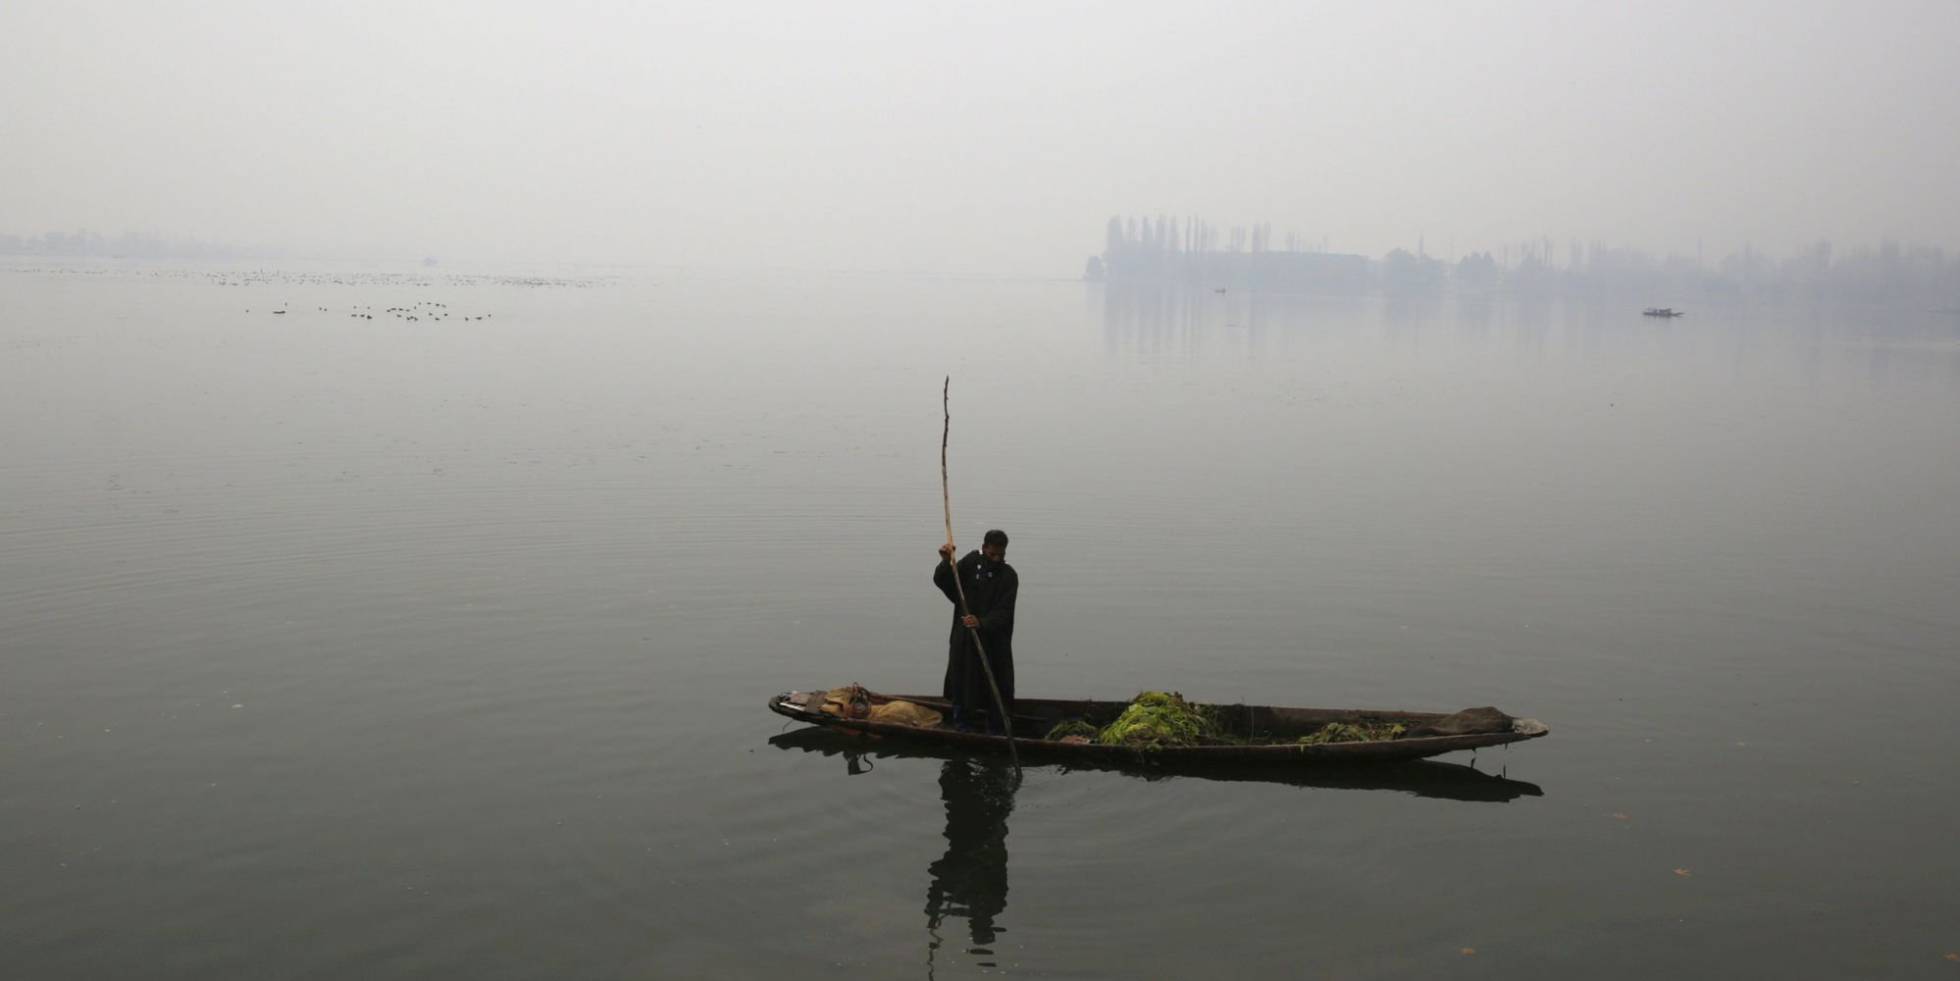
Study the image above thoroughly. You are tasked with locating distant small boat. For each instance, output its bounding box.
[1643,307,1684,318]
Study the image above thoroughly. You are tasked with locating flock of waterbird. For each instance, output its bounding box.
[201,267,610,323]
[248,300,493,322]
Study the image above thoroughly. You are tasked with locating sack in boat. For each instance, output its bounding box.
[1404,706,1513,738]
[867,700,943,728]
[817,685,872,719]
[815,685,944,728]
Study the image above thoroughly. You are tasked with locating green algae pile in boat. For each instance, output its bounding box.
[1044,719,1100,741]
[1299,720,1407,745]
[1096,691,1216,749]
[1040,694,1414,748]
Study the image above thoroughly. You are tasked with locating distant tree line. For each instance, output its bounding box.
[0,229,281,260]
[1092,215,1373,292]
[1089,215,1960,307]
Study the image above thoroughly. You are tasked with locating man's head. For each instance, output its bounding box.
[981,528,1009,563]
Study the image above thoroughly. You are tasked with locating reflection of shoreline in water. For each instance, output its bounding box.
[1099,282,1381,351]
[765,727,1545,803]
[923,758,1015,971]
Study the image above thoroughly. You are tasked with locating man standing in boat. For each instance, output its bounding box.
[935,530,1018,733]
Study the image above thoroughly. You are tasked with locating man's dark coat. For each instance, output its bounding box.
[933,550,1018,721]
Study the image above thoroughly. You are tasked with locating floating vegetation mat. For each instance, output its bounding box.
[1096,691,1217,749]
[1299,721,1407,745]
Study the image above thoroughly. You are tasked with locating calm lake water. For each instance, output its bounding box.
[3,258,1957,979]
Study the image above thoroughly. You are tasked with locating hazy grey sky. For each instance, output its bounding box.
[3,1,1956,273]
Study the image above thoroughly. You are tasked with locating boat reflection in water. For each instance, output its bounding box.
[767,727,1545,972]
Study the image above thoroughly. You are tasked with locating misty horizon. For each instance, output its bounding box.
[9,219,1955,309]
[5,2,1958,276]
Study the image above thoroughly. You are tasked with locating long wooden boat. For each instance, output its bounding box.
[769,727,1545,801]
[769,688,1549,765]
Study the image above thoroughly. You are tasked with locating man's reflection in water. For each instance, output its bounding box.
[924,757,1015,969]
